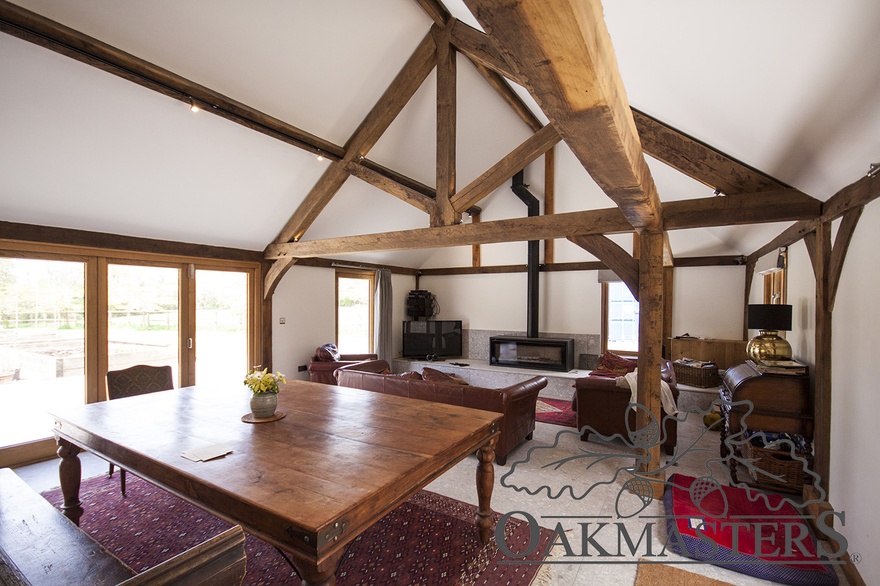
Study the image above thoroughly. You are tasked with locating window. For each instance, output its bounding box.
[335,270,374,354]
[0,240,261,463]
[0,257,86,447]
[602,281,639,354]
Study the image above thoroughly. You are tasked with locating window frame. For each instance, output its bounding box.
[601,280,639,356]
[334,269,375,354]
[0,238,262,466]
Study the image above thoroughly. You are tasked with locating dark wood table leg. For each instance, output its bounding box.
[476,436,497,544]
[56,437,83,525]
[294,550,345,586]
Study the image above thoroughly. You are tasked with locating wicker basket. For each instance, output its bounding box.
[672,361,719,388]
[743,441,805,493]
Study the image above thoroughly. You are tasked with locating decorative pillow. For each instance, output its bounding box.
[314,343,340,362]
[589,351,637,378]
[421,367,469,385]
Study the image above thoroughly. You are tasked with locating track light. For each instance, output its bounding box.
[189,98,200,113]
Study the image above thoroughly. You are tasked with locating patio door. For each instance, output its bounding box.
[107,263,181,385]
[0,257,86,448]
[0,254,258,460]
[106,262,254,390]
[194,268,250,388]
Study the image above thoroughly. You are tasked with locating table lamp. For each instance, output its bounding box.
[746,304,793,362]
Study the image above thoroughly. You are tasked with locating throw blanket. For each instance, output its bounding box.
[616,368,679,415]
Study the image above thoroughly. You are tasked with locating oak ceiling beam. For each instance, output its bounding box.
[568,234,640,300]
[414,0,450,26]
[0,0,342,159]
[663,189,821,230]
[450,124,561,213]
[274,29,438,245]
[265,209,633,259]
[0,0,439,216]
[631,109,793,196]
[449,20,518,81]
[462,0,663,230]
[827,207,863,312]
[344,161,436,215]
[747,174,879,262]
[432,25,460,227]
[265,191,823,262]
[820,174,880,223]
[448,18,817,210]
[748,220,815,264]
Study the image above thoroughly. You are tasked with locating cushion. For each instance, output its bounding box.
[422,367,469,385]
[664,473,839,585]
[393,371,423,380]
[314,343,340,362]
[589,351,637,378]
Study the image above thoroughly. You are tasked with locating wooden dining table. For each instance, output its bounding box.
[50,380,501,585]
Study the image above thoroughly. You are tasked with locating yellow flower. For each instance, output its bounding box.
[244,367,286,394]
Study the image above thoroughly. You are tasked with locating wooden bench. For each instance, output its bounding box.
[0,468,247,586]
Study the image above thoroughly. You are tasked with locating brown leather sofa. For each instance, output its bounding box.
[335,360,547,465]
[571,359,680,455]
[307,352,378,384]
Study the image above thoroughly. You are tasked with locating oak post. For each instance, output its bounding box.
[57,437,83,525]
[433,26,459,227]
[476,436,497,544]
[636,229,664,497]
[812,221,832,493]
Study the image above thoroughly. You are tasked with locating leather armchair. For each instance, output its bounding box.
[571,359,679,455]
[307,353,378,384]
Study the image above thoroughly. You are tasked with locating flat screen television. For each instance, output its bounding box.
[402,320,462,358]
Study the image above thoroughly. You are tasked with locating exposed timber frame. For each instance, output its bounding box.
[743,173,879,494]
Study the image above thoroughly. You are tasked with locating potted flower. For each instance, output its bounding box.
[244,367,286,418]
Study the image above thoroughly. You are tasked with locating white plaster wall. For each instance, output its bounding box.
[786,240,817,364]
[747,211,879,583]
[420,271,600,336]
[825,203,880,584]
[271,265,415,379]
[272,265,336,380]
[672,266,745,339]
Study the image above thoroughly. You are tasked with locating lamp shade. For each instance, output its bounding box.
[747,304,792,331]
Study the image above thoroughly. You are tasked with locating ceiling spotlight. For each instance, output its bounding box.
[189,98,200,113]
[316,154,324,162]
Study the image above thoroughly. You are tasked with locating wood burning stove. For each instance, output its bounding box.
[489,336,574,372]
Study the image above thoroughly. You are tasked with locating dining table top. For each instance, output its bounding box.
[51,379,501,580]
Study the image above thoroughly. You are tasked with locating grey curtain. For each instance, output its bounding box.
[374,269,393,362]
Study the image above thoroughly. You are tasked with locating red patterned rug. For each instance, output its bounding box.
[42,474,551,585]
[534,397,577,428]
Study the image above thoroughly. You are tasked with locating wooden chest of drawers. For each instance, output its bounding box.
[719,362,813,486]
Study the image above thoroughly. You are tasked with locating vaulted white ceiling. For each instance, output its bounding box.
[1,0,878,264]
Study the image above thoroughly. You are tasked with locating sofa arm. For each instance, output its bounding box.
[339,353,378,361]
[501,377,548,402]
[335,359,390,375]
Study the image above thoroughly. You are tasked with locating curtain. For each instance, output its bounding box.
[374,269,392,362]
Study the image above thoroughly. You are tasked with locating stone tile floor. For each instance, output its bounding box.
[15,411,841,585]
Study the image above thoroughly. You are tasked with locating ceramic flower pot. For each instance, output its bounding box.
[250,392,277,418]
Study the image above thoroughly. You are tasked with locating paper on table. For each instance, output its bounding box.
[182,443,233,462]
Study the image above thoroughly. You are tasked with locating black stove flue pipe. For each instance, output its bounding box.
[511,170,540,339]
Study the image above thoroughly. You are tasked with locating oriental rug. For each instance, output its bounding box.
[43,474,551,585]
[534,397,577,428]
